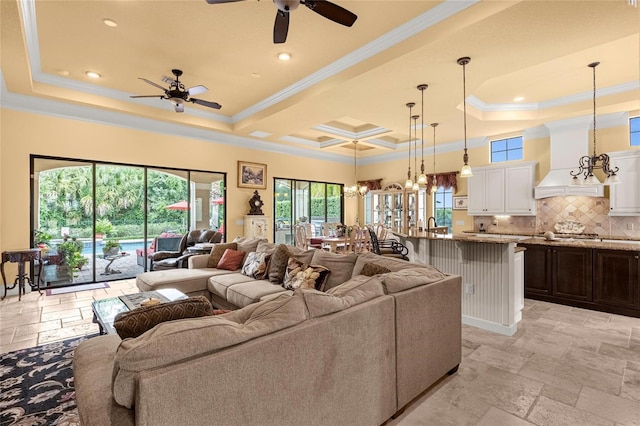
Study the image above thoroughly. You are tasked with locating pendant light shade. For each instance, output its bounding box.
[405,102,415,189]
[569,61,620,185]
[412,114,420,191]
[458,57,473,178]
[417,84,428,185]
[430,122,439,194]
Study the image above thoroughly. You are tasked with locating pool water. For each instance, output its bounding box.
[81,240,145,255]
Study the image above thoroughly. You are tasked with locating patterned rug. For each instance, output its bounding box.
[0,335,96,426]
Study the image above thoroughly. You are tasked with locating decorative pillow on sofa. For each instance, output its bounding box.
[233,236,266,254]
[283,257,330,290]
[207,242,238,268]
[113,296,213,339]
[217,248,247,271]
[267,244,291,284]
[361,262,391,277]
[241,252,271,279]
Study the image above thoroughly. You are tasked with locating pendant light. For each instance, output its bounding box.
[430,123,439,194]
[344,141,368,197]
[569,61,620,186]
[458,57,473,178]
[412,114,420,191]
[405,102,415,189]
[417,84,428,185]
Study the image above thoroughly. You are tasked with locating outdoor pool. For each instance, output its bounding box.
[80,240,145,255]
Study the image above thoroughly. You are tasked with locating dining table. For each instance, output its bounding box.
[317,236,349,253]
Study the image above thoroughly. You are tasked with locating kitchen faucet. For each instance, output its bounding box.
[427,216,437,232]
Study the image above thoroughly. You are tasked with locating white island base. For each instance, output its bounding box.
[396,234,524,336]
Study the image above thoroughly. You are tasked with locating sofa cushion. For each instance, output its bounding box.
[233,236,266,254]
[137,268,231,295]
[226,280,288,308]
[298,275,385,318]
[112,293,307,408]
[217,248,246,271]
[283,258,330,291]
[207,242,238,268]
[256,241,280,255]
[241,252,270,279]
[310,250,358,291]
[352,252,426,277]
[113,296,214,339]
[361,262,391,277]
[208,273,257,300]
[380,267,447,294]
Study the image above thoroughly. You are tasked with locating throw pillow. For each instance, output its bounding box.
[361,262,391,277]
[113,296,213,339]
[233,236,266,254]
[207,242,238,268]
[217,248,247,271]
[268,244,291,284]
[241,252,271,279]
[283,258,330,291]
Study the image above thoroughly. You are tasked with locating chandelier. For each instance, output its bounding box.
[417,84,428,185]
[570,62,620,186]
[458,57,473,177]
[344,141,368,197]
[405,102,416,189]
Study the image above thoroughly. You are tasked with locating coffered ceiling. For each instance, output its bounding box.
[1,0,639,162]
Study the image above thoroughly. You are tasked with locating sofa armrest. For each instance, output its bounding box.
[149,251,181,261]
[188,254,210,269]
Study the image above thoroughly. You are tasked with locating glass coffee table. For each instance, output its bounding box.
[92,288,187,335]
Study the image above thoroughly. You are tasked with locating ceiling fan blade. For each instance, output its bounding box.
[205,0,245,3]
[138,78,167,92]
[273,10,289,44]
[188,85,209,96]
[303,0,357,27]
[130,95,165,99]
[190,98,222,110]
[175,103,185,113]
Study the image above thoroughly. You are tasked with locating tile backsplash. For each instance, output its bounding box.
[472,196,640,239]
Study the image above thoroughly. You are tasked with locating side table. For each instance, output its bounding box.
[1,248,43,301]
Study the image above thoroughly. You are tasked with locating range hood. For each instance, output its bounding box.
[534,116,604,199]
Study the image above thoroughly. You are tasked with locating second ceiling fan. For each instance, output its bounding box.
[206,0,358,43]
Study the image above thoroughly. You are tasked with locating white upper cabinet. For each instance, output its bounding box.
[468,162,537,216]
[609,150,640,216]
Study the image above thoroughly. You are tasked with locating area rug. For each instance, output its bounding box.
[0,334,96,426]
[46,282,109,296]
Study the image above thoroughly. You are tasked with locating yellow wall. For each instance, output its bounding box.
[0,109,356,264]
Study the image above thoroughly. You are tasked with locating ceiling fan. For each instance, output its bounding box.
[205,0,357,44]
[130,69,221,113]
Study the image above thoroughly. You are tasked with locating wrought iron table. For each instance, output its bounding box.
[1,248,42,301]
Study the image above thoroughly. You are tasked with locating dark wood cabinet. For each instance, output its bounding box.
[593,249,640,310]
[523,244,552,296]
[552,246,592,301]
[522,243,640,317]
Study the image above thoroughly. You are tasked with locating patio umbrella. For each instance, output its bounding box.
[211,197,224,205]
[165,201,189,210]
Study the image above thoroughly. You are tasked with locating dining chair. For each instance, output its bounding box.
[295,225,308,250]
[349,226,370,254]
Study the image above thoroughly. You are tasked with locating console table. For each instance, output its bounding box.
[1,248,43,301]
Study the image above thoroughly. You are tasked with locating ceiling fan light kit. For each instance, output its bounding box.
[130,68,221,113]
[206,0,357,44]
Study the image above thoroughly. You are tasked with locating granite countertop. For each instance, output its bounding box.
[393,232,521,244]
[462,230,640,242]
[518,238,640,252]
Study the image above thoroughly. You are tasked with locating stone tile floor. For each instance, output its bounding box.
[1,287,639,425]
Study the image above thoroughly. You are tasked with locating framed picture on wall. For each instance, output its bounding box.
[238,161,267,189]
[453,196,468,210]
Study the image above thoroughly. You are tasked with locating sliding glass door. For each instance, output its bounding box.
[31,156,225,288]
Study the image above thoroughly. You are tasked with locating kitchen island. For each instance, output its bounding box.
[518,237,640,318]
[394,232,524,336]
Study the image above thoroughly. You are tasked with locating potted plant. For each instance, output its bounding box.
[56,236,85,279]
[33,229,53,252]
[102,239,121,256]
[95,219,113,240]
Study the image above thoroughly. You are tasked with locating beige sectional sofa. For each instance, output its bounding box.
[74,241,461,425]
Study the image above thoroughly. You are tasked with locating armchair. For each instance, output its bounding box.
[150,229,223,271]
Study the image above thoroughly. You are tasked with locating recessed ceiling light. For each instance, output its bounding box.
[57,70,69,77]
[278,52,291,61]
[103,18,117,27]
[250,73,261,78]
[513,96,525,102]
[85,71,101,79]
